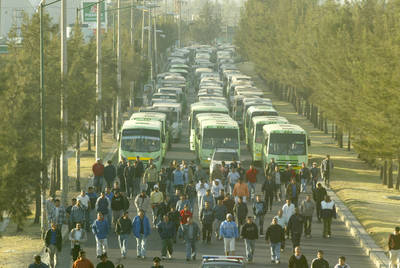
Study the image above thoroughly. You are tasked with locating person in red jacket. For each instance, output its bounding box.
[92,158,105,193]
[180,204,193,225]
[246,165,258,202]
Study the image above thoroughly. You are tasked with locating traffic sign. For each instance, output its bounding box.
[82,2,106,23]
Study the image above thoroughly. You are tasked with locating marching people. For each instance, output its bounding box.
[200,201,215,244]
[219,213,239,256]
[117,157,127,192]
[213,199,227,240]
[241,216,259,263]
[201,189,215,210]
[288,208,305,250]
[289,246,308,268]
[211,179,224,201]
[310,162,320,190]
[265,158,277,177]
[66,198,77,231]
[272,166,283,201]
[144,163,159,196]
[92,212,109,258]
[135,189,150,214]
[95,192,111,230]
[44,222,62,268]
[311,250,330,268]
[185,180,197,210]
[265,217,284,264]
[124,161,135,198]
[170,189,181,209]
[245,164,258,201]
[180,204,193,225]
[111,192,124,226]
[47,199,66,230]
[69,223,87,261]
[150,185,164,227]
[223,193,235,215]
[157,215,175,260]
[104,160,116,189]
[261,175,275,211]
[313,183,327,222]
[233,179,249,203]
[180,216,200,261]
[300,194,315,238]
[176,194,191,212]
[273,209,286,250]
[115,211,132,259]
[72,251,94,268]
[286,178,300,207]
[92,158,105,193]
[321,195,336,238]
[173,165,185,192]
[252,194,267,236]
[282,199,296,238]
[132,209,151,259]
[196,178,209,212]
[299,162,311,193]
[388,227,400,268]
[321,155,333,187]
[71,200,87,231]
[228,167,241,195]
[167,206,181,243]
[234,196,248,232]
[334,256,351,268]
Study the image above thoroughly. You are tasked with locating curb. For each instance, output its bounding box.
[326,185,390,268]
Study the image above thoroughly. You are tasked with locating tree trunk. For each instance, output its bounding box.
[396,159,400,190]
[380,165,384,184]
[34,185,40,224]
[319,111,323,130]
[332,122,335,138]
[305,100,310,119]
[87,121,92,151]
[56,153,61,190]
[388,159,394,188]
[347,131,351,151]
[76,132,81,191]
[383,160,388,185]
[324,118,328,134]
[113,98,117,140]
[314,106,319,128]
[338,128,343,148]
[49,156,56,198]
[335,125,338,140]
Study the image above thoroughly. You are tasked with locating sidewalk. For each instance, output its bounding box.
[239,62,397,257]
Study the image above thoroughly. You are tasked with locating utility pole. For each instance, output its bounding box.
[178,0,181,48]
[141,8,145,57]
[130,0,135,110]
[95,1,102,160]
[0,0,2,37]
[153,12,157,75]
[130,0,134,45]
[116,0,121,140]
[60,0,69,206]
[148,7,153,82]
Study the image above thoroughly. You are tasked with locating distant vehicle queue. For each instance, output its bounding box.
[118,43,310,175]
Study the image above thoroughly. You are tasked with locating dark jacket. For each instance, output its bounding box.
[241,222,258,240]
[261,179,275,194]
[234,202,248,221]
[157,220,176,240]
[311,258,330,268]
[104,164,116,182]
[286,183,300,199]
[115,216,132,235]
[44,228,62,251]
[117,161,127,179]
[313,187,327,203]
[111,195,124,211]
[213,204,227,221]
[122,195,130,211]
[29,263,49,268]
[96,197,109,215]
[135,161,145,178]
[180,222,200,241]
[265,224,284,244]
[288,214,304,235]
[167,210,181,226]
[299,167,310,181]
[185,184,197,199]
[253,201,266,216]
[389,233,400,250]
[223,198,235,214]
[321,201,336,219]
[289,254,308,268]
[132,215,151,238]
[124,165,135,183]
[200,208,214,224]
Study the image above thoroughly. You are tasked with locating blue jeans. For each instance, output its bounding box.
[118,234,129,257]
[248,182,256,200]
[94,176,103,192]
[185,240,196,259]
[136,234,147,257]
[301,179,307,192]
[244,239,255,261]
[271,242,281,261]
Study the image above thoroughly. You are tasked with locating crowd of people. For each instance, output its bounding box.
[35,154,399,268]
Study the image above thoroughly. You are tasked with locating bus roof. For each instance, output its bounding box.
[130,112,167,121]
[122,120,162,130]
[153,102,182,109]
[191,102,229,111]
[201,119,239,129]
[252,116,289,125]
[196,113,233,121]
[247,105,277,114]
[263,124,306,134]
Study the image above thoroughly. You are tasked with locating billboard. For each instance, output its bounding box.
[82,2,106,23]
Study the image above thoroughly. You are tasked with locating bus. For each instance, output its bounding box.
[262,124,309,173]
[152,102,182,142]
[196,119,240,168]
[249,116,289,163]
[119,120,163,170]
[244,106,278,143]
[130,112,170,157]
[189,102,229,151]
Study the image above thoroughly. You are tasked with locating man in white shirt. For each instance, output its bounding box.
[211,179,224,199]
[227,168,240,195]
[282,199,295,239]
[77,190,90,210]
[196,179,209,211]
[69,223,87,261]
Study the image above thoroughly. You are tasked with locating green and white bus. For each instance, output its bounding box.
[244,106,278,143]
[152,102,182,142]
[119,120,163,170]
[189,102,229,151]
[249,116,289,163]
[130,112,170,157]
[196,119,240,168]
[262,124,309,173]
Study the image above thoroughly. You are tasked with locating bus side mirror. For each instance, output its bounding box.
[307,138,311,146]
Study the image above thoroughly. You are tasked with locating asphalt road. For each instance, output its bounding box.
[54,79,375,268]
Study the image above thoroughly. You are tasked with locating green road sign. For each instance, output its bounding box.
[82,2,106,23]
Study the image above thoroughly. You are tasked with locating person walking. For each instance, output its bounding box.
[213,199,227,240]
[334,256,351,268]
[196,179,209,211]
[167,206,181,243]
[117,157,128,192]
[176,194,191,212]
[143,164,159,196]
[211,179,224,201]
[77,191,91,229]
[180,216,200,261]
[152,257,164,268]
[180,204,193,225]
[313,183,327,222]
[92,158,105,193]
[115,211,132,259]
[233,179,249,204]
[111,192,124,226]
[282,199,295,238]
[200,201,214,244]
[234,196,248,232]
[252,195,267,236]
[311,250,330,268]
[157,215,176,260]
[150,185,164,227]
[272,166,283,201]
[173,165,185,192]
[265,158,277,177]
[96,253,114,268]
[44,222,62,268]
[201,189,215,211]
[71,200,87,231]
[261,176,275,211]
[29,255,49,268]
[273,209,286,250]
[219,213,239,256]
[92,212,110,258]
[246,165,258,201]
[124,161,135,198]
[288,208,304,250]
[289,246,308,268]
[185,180,197,210]
[321,155,333,187]
[265,217,284,264]
[310,162,320,190]
[72,251,94,268]
[241,216,258,263]
[388,227,400,268]
[299,162,311,193]
[47,199,66,231]
[223,193,235,215]
[228,168,241,195]
[300,195,315,238]
[104,160,116,189]
[321,195,336,238]
[286,179,300,207]
[69,223,87,261]
[95,192,111,230]
[135,190,150,214]
[132,209,151,259]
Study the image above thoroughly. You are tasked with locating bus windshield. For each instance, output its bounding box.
[202,129,238,149]
[121,129,160,152]
[268,133,306,155]
[255,124,264,143]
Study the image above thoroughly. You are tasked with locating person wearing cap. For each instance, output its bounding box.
[150,184,164,227]
[29,255,49,268]
[96,253,114,268]
[241,216,259,263]
[72,251,94,268]
[388,227,400,268]
[135,190,150,214]
[151,257,164,268]
[132,209,151,258]
[311,250,330,268]
[219,213,239,256]
[115,211,132,258]
[92,158,105,193]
